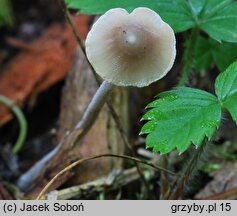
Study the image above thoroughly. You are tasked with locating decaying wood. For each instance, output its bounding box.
[18,46,128,198]
[0,15,90,126]
[195,162,237,199]
[41,166,154,200]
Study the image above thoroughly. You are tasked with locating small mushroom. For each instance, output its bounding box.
[21,10,177,196]
[74,7,176,140]
[86,7,176,87]
[56,8,176,156]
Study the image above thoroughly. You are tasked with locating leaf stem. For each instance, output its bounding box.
[178,27,199,86]
[0,95,27,154]
[160,154,170,199]
[169,138,208,199]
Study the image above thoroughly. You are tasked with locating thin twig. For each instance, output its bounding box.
[58,0,98,80]
[203,187,237,200]
[107,102,153,198]
[41,166,155,200]
[65,9,86,54]
[36,153,178,199]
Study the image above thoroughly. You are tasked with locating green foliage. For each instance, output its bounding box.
[141,61,237,154]
[65,0,158,14]
[0,0,13,27]
[149,0,195,33]
[215,61,237,122]
[195,36,237,71]
[141,88,221,154]
[196,0,237,43]
[65,0,237,42]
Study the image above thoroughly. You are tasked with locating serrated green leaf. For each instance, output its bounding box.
[141,88,221,154]
[195,36,237,71]
[199,0,237,42]
[66,0,237,41]
[215,61,237,122]
[215,61,237,100]
[65,0,195,32]
[188,0,237,42]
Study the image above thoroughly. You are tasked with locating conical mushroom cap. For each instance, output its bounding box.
[85,7,176,87]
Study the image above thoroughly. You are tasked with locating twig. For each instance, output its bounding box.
[42,166,155,200]
[65,9,86,54]
[36,153,178,199]
[58,0,98,80]
[0,95,27,154]
[202,187,237,200]
[106,102,153,198]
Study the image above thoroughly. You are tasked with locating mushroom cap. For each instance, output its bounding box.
[85,7,176,87]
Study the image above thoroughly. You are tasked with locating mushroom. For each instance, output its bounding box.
[86,7,176,87]
[75,7,176,134]
[18,9,176,197]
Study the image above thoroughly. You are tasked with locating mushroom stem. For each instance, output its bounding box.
[76,80,113,132]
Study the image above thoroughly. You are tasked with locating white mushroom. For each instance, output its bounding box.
[48,8,176,162]
[19,9,177,199]
[86,7,176,87]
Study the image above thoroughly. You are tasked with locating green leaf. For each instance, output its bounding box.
[152,0,195,32]
[195,36,237,71]
[198,0,237,42]
[195,36,215,71]
[65,0,158,14]
[188,0,237,42]
[215,61,237,122]
[141,88,221,154]
[66,0,237,41]
[65,0,195,32]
